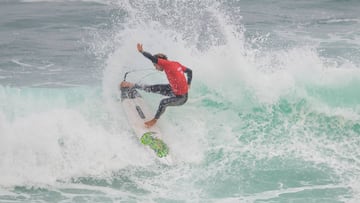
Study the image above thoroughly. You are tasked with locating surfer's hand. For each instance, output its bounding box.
[137,43,143,53]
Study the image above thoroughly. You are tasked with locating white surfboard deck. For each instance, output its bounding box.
[120,86,173,165]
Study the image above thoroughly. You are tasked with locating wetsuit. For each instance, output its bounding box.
[135,51,192,119]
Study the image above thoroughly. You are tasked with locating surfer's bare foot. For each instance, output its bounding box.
[145,119,157,128]
[120,81,134,88]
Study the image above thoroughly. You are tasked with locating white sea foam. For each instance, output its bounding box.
[20,0,113,5]
[0,86,154,187]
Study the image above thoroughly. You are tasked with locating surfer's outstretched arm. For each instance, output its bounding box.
[137,43,158,64]
[142,52,158,63]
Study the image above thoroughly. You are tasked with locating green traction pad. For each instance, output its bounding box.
[141,132,169,158]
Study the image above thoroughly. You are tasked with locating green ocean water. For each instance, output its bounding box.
[1,0,360,202]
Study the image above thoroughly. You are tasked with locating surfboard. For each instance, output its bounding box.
[120,86,173,165]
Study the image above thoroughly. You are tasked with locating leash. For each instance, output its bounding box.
[123,68,159,84]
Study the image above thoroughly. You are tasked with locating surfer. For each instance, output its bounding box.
[121,43,192,128]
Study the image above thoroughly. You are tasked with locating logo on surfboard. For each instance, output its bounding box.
[141,132,169,158]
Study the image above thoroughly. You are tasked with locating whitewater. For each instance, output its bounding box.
[1,0,360,202]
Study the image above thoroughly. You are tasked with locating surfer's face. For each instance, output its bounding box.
[154,63,164,71]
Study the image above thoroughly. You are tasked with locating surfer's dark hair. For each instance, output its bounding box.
[154,53,168,60]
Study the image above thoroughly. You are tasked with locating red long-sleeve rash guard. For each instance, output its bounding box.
[157,58,188,95]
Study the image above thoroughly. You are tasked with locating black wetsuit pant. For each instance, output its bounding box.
[135,84,188,119]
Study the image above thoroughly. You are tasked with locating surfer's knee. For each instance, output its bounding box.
[160,98,169,106]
